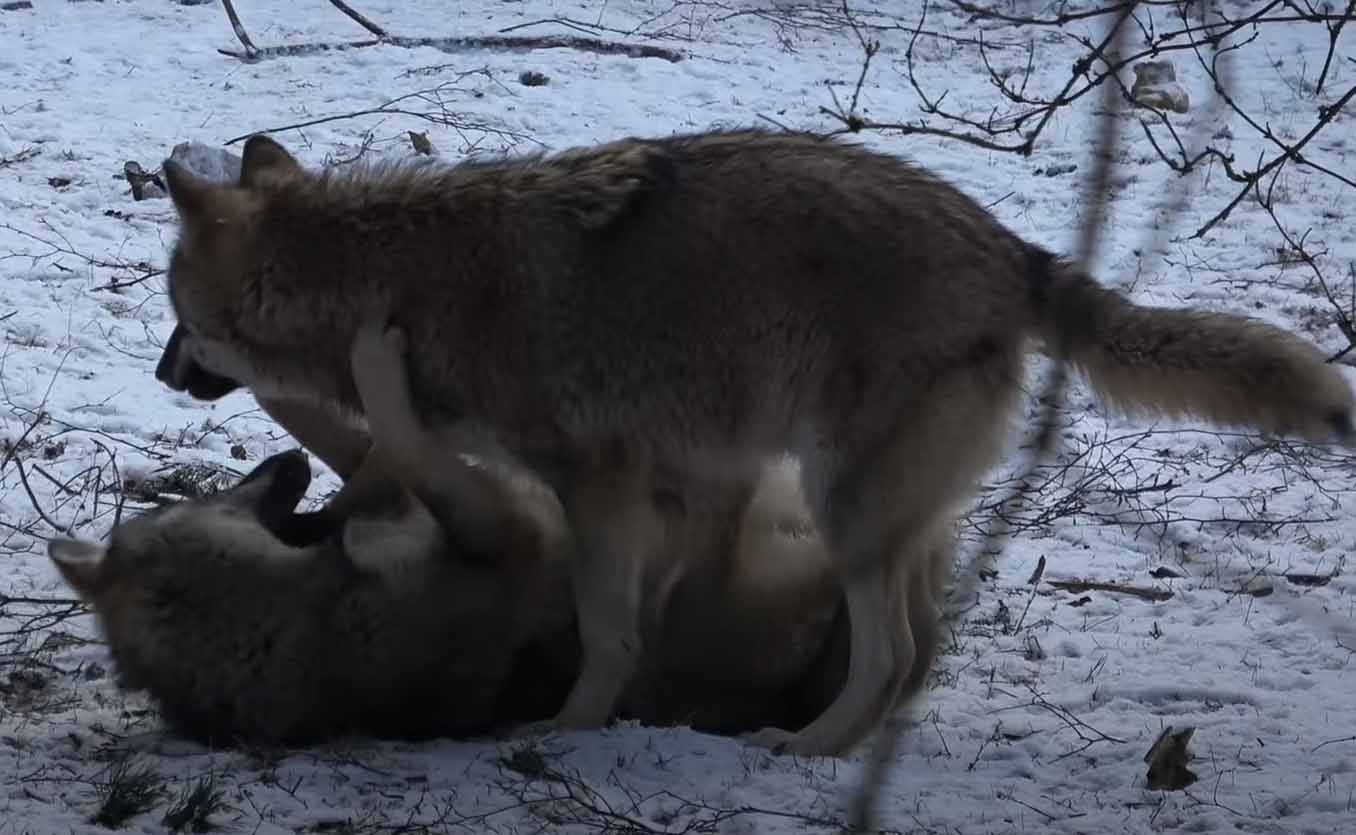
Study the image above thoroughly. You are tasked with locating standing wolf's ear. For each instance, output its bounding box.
[163,160,254,232]
[240,135,303,188]
[48,538,109,596]
[163,160,217,218]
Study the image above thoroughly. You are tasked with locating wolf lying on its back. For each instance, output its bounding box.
[47,442,877,745]
[158,129,1354,756]
[48,447,571,744]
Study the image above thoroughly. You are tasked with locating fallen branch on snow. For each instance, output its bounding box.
[222,82,534,147]
[1047,579,1173,602]
[216,0,684,64]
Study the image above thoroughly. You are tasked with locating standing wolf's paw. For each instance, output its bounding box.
[506,719,566,741]
[508,706,615,741]
[741,726,832,757]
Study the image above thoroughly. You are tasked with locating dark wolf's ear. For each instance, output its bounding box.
[48,538,109,596]
[240,135,303,188]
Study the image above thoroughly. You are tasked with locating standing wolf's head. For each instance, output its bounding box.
[154,322,242,400]
[154,136,312,400]
[158,136,325,396]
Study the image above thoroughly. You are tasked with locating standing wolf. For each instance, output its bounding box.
[157,129,1354,756]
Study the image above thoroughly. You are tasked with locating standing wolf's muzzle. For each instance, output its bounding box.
[156,324,242,401]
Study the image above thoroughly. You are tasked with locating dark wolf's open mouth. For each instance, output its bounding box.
[237,451,345,548]
[238,449,312,514]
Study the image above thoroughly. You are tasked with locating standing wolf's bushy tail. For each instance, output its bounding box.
[1026,245,1355,443]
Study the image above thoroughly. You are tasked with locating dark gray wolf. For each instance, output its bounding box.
[48,442,864,746]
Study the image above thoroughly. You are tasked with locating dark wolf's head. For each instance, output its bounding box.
[46,451,332,737]
[49,448,315,612]
[47,450,575,747]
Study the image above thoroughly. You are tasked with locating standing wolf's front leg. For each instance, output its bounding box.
[539,464,660,731]
[351,320,652,732]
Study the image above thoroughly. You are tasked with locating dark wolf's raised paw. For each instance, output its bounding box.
[267,510,344,548]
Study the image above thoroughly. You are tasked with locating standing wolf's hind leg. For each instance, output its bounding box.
[741,535,915,757]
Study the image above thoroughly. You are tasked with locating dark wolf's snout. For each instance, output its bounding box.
[235,449,312,518]
[235,451,344,547]
[156,324,242,401]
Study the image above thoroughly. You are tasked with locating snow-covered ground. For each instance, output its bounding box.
[2,1,1355,832]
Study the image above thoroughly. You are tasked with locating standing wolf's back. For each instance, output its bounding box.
[503,131,1037,446]
[520,131,1351,446]
[267,129,1349,447]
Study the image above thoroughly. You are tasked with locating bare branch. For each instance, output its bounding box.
[327,0,388,39]
[0,222,163,291]
[218,0,259,60]
[0,409,45,479]
[224,82,535,149]
[13,456,69,535]
[1191,81,1356,238]
[213,0,686,66]
[0,146,40,169]
[1314,0,1356,93]
[1047,578,1173,601]
[1251,167,1356,358]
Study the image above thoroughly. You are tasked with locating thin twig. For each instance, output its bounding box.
[219,0,259,60]
[1192,80,1356,238]
[1312,734,1356,752]
[327,0,388,38]
[1047,579,1173,601]
[1,409,45,478]
[14,457,69,534]
[1252,172,1356,352]
[224,82,533,146]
